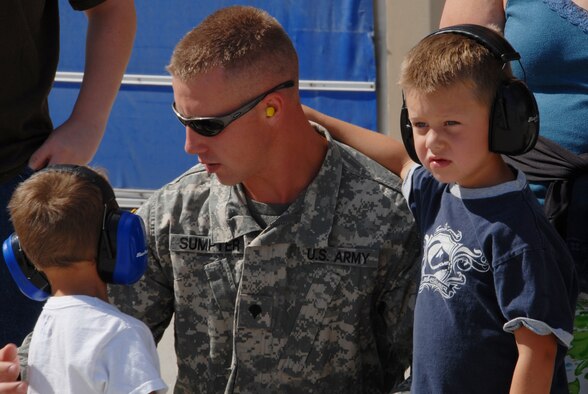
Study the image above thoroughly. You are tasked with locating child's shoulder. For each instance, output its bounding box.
[402,165,444,207]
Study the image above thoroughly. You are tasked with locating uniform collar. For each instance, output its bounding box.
[208,126,340,248]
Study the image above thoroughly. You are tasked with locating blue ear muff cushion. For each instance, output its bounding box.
[2,234,51,302]
[112,212,148,285]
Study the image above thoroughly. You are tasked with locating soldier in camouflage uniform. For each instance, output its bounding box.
[109,5,420,394]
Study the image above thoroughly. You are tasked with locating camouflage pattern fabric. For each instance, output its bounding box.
[109,129,420,394]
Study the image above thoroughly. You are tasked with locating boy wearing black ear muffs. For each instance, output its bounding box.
[304,24,577,394]
[3,165,166,394]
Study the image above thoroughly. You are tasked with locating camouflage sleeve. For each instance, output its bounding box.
[374,194,421,388]
[109,194,174,343]
[17,332,32,382]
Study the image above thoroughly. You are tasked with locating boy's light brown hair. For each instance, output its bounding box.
[8,169,105,269]
[167,5,298,83]
[399,30,513,108]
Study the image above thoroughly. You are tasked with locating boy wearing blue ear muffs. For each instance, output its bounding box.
[5,166,166,394]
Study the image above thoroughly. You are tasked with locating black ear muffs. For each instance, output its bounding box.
[2,165,148,301]
[399,24,539,164]
[490,79,539,155]
[400,101,420,163]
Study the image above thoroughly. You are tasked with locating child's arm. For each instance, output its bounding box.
[302,105,414,180]
[510,326,557,394]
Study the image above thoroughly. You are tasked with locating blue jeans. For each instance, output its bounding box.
[0,167,43,347]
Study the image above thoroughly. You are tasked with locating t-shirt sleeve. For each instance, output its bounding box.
[100,324,168,394]
[401,164,420,208]
[494,249,575,347]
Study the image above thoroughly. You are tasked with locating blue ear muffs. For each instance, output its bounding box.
[2,234,51,302]
[2,165,148,301]
[102,210,148,285]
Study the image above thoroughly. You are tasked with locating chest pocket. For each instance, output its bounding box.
[169,234,243,280]
[203,257,243,383]
[278,269,342,375]
[276,246,380,378]
[204,258,238,318]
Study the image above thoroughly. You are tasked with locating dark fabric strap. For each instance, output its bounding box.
[504,136,588,237]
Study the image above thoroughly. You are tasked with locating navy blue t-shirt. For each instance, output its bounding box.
[404,166,577,393]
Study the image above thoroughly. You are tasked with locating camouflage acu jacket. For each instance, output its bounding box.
[109,131,420,394]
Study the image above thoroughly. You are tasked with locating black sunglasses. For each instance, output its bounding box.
[172,80,295,137]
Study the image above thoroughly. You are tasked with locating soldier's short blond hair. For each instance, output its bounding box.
[167,6,298,82]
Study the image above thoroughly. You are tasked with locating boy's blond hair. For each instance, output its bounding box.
[167,5,298,83]
[399,31,512,107]
[8,169,105,269]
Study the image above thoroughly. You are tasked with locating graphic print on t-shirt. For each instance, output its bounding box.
[419,223,489,299]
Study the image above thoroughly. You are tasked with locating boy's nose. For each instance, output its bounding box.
[425,129,444,151]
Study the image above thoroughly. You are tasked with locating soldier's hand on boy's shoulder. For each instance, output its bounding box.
[0,344,26,393]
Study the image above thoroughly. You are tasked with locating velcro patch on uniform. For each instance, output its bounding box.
[170,234,242,254]
[304,247,378,268]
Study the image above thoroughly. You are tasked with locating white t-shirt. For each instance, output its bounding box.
[27,295,167,394]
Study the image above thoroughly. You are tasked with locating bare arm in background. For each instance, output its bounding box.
[28,0,136,170]
[439,0,506,29]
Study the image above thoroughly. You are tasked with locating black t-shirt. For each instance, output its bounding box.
[0,0,104,181]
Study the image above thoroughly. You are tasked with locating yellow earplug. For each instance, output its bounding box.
[266,106,275,117]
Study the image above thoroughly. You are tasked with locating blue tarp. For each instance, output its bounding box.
[50,0,377,189]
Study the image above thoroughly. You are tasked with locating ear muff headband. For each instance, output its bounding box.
[2,165,148,301]
[430,24,521,63]
[399,24,539,163]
